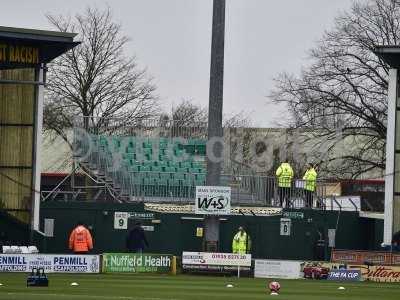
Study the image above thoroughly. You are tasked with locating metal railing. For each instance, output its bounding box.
[73,116,208,139]
[72,118,330,207]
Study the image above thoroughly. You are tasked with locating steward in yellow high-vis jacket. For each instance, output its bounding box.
[276,162,294,207]
[303,163,317,208]
[232,226,251,254]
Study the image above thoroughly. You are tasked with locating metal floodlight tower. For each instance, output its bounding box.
[374,45,400,245]
[204,0,226,251]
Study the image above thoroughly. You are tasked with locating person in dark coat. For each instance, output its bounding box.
[126,222,149,253]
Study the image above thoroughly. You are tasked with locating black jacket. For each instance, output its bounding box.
[126,226,149,251]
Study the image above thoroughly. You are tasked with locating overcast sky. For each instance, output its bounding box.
[0,0,354,127]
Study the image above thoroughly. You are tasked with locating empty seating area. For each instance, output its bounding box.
[88,135,208,199]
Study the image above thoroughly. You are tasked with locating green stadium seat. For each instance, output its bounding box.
[129,165,140,172]
[123,153,136,160]
[126,147,136,153]
[194,139,206,155]
[141,166,151,172]
[177,168,188,174]
[174,149,185,157]
[168,161,180,169]
[180,161,192,169]
[189,168,203,174]
[143,140,152,148]
[151,166,162,172]
[157,162,168,171]
[159,154,169,161]
[183,139,196,154]
[142,161,153,168]
[163,166,175,173]
[128,159,139,166]
[192,161,204,169]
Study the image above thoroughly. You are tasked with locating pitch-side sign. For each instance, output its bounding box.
[102,253,172,273]
[195,186,231,215]
[254,259,302,279]
[0,254,100,273]
[182,252,251,267]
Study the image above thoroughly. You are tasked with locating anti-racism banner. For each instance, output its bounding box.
[102,253,172,273]
[0,254,100,273]
[195,186,231,215]
[327,270,362,281]
[254,260,302,279]
[182,252,251,267]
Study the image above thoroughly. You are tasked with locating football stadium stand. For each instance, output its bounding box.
[86,134,207,199]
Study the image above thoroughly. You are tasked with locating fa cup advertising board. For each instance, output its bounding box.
[195,186,231,215]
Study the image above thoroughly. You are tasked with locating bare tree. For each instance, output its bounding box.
[270,0,398,179]
[44,7,158,145]
[168,99,251,127]
[171,99,208,126]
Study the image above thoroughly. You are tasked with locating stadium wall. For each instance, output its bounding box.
[39,203,383,260]
[0,68,36,225]
[0,209,29,245]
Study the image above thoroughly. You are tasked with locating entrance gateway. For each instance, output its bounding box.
[0,26,79,234]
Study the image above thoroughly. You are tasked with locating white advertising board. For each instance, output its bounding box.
[182,252,251,267]
[0,254,100,273]
[195,186,231,215]
[254,259,301,279]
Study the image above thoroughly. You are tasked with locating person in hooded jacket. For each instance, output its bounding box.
[68,221,93,254]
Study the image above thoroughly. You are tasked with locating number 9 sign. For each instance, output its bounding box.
[114,212,128,229]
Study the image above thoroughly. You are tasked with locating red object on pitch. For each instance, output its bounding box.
[269,281,281,293]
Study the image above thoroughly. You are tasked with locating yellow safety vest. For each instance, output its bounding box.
[276,163,294,188]
[303,168,317,192]
[232,231,251,254]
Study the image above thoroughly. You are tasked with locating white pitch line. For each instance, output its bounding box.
[5,293,178,300]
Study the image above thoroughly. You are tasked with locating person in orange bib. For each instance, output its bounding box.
[68,221,93,254]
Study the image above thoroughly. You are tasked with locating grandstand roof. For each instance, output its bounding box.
[0,26,79,68]
[144,203,282,216]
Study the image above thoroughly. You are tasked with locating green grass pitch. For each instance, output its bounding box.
[0,273,399,300]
